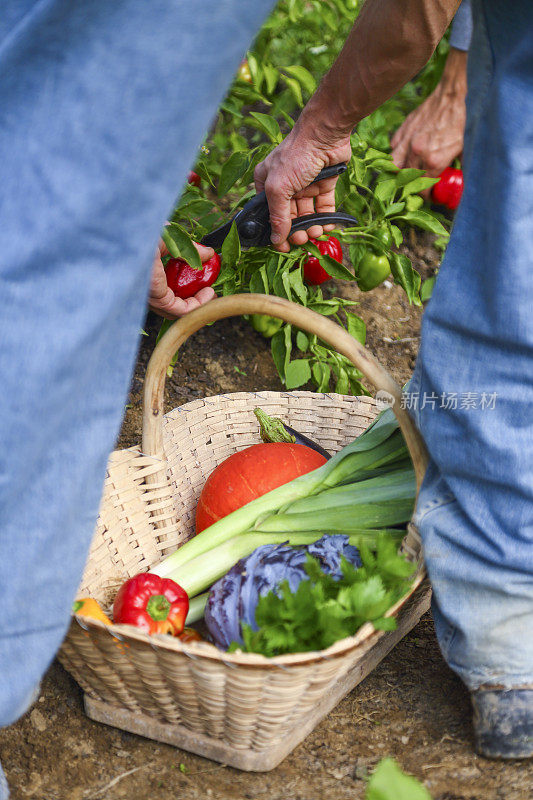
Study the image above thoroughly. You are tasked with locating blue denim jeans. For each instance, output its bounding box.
[411,0,533,691]
[0,2,274,793]
[1,0,532,794]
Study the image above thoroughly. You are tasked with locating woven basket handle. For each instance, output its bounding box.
[143,294,428,490]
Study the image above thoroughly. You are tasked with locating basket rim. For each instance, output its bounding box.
[74,390,424,667]
[73,567,424,668]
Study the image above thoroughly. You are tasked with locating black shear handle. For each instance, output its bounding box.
[288,211,358,237]
[308,163,347,184]
[252,162,347,209]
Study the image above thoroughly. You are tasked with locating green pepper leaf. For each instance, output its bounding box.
[312,362,331,392]
[162,223,202,270]
[420,275,436,302]
[390,253,421,306]
[221,278,236,296]
[281,76,303,107]
[394,168,426,187]
[400,176,438,198]
[353,157,367,184]
[285,358,312,390]
[367,158,399,173]
[247,53,262,91]
[345,311,366,344]
[335,169,352,207]
[390,225,403,247]
[271,324,292,382]
[374,178,397,203]
[241,143,272,184]
[334,367,350,394]
[364,147,390,161]
[384,202,406,217]
[296,330,309,352]
[283,65,317,95]
[273,269,292,300]
[194,160,215,188]
[289,269,308,304]
[221,221,241,270]
[218,151,249,196]
[317,254,354,281]
[263,64,280,95]
[249,269,266,295]
[397,210,448,236]
[308,300,340,316]
[248,112,283,143]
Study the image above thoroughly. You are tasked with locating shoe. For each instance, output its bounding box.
[471,688,533,759]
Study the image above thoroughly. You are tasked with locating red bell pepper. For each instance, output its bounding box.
[188,171,201,187]
[164,253,221,300]
[302,235,343,285]
[431,167,464,210]
[113,573,189,636]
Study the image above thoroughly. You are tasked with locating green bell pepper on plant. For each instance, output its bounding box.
[250,313,283,338]
[356,252,391,292]
[373,224,393,249]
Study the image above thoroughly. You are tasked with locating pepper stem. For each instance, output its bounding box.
[254,408,295,445]
[146,594,171,621]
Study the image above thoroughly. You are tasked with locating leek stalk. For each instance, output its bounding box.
[152,407,407,579]
[167,530,404,597]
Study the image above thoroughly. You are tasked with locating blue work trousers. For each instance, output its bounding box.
[0,2,274,795]
[412,0,533,691]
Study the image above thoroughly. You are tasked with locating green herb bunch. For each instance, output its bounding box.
[234,535,416,657]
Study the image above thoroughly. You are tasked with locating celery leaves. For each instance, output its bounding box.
[235,536,415,656]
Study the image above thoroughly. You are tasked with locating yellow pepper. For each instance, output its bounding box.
[72,598,112,625]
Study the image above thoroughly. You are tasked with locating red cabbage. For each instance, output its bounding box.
[205,534,361,649]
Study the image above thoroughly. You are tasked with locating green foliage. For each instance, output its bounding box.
[234,535,415,656]
[162,0,452,395]
[366,758,433,800]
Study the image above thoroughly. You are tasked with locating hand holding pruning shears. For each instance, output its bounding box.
[253,121,352,252]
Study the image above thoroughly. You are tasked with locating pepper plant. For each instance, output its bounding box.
[161,0,452,394]
[168,117,447,394]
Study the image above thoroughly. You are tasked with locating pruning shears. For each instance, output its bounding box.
[200,162,358,250]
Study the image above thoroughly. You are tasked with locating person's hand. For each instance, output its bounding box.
[149,240,216,319]
[254,119,352,252]
[391,48,467,198]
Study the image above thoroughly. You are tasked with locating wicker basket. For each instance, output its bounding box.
[59,294,430,771]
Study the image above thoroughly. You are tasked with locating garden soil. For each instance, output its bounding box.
[2,235,532,800]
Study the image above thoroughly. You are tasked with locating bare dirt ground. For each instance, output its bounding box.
[2,235,532,800]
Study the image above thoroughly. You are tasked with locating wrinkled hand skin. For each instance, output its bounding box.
[254,122,352,252]
[391,47,467,197]
[149,240,216,319]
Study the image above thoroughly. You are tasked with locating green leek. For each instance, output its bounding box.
[166,530,404,597]
[152,407,413,586]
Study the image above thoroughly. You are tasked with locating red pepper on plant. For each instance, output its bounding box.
[164,253,221,299]
[431,166,464,210]
[188,171,201,187]
[302,235,343,285]
[113,573,189,636]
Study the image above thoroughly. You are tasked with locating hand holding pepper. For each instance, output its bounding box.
[149,240,217,319]
[391,48,467,198]
[254,122,351,252]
